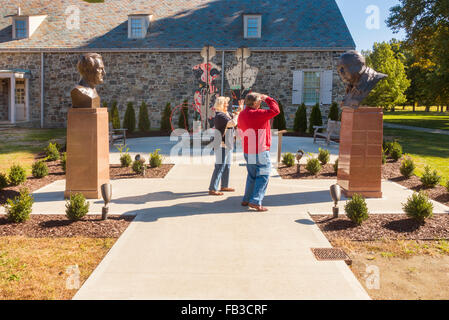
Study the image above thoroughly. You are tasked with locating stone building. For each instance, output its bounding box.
[0,0,355,128]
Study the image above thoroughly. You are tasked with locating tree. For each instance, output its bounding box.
[363,42,410,110]
[123,102,136,134]
[328,102,340,121]
[273,101,287,130]
[308,103,323,134]
[111,101,120,129]
[138,101,151,132]
[160,102,172,132]
[293,103,307,133]
[178,99,189,131]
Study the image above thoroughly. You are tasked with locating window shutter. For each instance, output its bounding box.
[292,70,303,104]
[320,70,333,104]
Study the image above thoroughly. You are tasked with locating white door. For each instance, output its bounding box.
[15,80,26,121]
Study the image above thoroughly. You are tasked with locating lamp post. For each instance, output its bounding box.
[330,184,341,218]
[101,183,112,220]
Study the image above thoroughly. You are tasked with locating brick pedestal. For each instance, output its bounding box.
[337,107,383,198]
[65,108,109,199]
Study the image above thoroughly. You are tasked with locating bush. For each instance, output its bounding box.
[120,153,132,168]
[45,142,60,161]
[403,192,434,223]
[305,157,322,175]
[178,100,190,131]
[446,180,449,193]
[308,103,323,134]
[149,149,163,168]
[32,161,48,178]
[318,148,330,165]
[0,172,8,190]
[383,141,394,155]
[282,153,295,167]
[420,166,441,188]
[65,193,89,221]
[61,152,67,173]
[333,158,339,174]
[382,150,387,164]
[132,160,146,174]
[273,101,287,130]
[345,194,369,225]
[8,164,27,186]
[4,188,34,223]
[138,101,151,132]
[390,142,403,162]
[293,103,307,133]
[328,102,340,121]
[123,102,136,134]
[111,101,121,129]
[399,156,415,178]
[161,103,172,132]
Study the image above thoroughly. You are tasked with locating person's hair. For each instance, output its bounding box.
[77,53,102,79]
[213,96,230,112]
[338,50,366,76]
[245,92,261,109]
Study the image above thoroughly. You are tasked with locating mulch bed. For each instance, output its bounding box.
[312,214,449,241]
[277,163,336,179]
[0,215,135,238]
[110,164,174,180]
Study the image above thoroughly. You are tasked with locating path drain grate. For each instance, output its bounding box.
[311,248,352,265]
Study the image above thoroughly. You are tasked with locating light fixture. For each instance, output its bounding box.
[330,184,341,218]
[101,183,112,220]
[296,149,305,173]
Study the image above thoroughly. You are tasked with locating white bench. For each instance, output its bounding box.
[313,120,340,145]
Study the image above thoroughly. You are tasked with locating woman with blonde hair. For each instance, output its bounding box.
[208,96,244,196]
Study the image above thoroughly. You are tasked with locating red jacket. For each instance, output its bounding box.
[237,96,280,154]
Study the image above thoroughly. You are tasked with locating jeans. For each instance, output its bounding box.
[243,151,272,206]
[209,147,232,191]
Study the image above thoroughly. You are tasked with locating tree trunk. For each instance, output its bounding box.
[425,105,430,112]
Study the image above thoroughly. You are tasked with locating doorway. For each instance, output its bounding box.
[15,79,26,121]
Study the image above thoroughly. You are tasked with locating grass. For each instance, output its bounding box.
[0,237,115,300]
[0,128,65,174]
[384,111,449,131]
[384,127,449,184]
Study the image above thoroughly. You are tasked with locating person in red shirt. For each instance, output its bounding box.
[237,93,280,212]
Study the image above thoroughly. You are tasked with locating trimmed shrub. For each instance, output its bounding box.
[138,101,151,132]
[420,166,441,188]
[383,141,394,155]
[318,148,330,165]
[178,100,190,131]
[446,180,449,193]
[282,153,295,167]
[305,157,322,175]
[8,164,27,186]
[132,160,146,174]
[45,142,60,161]
[61,152,67,173]
[273,101,287,130]
[399,156,415,178]
[382,150,387,164]
[123,102,136,134]
[390,142,403,162]
[5,188,34,223]
[32,161,48,178]
[65,193,89,221]
[308,103,323,134]
[403,192,434,223]
[333,158,339,174]
[150,149,163,168]
[111,101,121,129]
[0,172,8,190]
[161,103,172,132]
[120,153,132,168]
[328,102,340,121]
[345,194,369,225]
[293,103,307,133]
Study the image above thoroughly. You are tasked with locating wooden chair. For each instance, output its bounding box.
[109,123,127,146]
[313,120,340,145]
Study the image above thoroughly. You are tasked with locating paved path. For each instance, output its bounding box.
[73,163,370,300]
[384,123,449,135]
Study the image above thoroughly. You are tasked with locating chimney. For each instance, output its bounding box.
[17,7,21,16]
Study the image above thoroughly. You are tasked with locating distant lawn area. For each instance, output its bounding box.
[0,128,66,174]
[384,127,449,184]
[383,111,449,131]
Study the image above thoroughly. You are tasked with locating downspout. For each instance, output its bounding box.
[40,52,44,128]
[221,50,225,96]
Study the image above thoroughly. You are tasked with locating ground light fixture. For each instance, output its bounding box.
[330,184,341,218]
[296,149,305,173]
[101,183,112,220]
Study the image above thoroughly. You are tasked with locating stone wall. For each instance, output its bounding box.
[0,50,346,128]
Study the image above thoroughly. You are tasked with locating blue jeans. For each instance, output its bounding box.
[243,151,272,206]
[209,147,232,191]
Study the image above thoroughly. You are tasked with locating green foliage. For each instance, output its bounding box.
[328,102,340,121]
[65,193,89,221]
[382,150,387,164]
[420,166,441,188]
[390,142,403,162]
[45,142,60,161]
[150,149,163,168]
[178,100,190,131]
[282,153,295,167]
[305,157,322,175]
[0,172,8,190]
[8,164,27,186]
[293,103,307,133]
[308,103,323,134]
[61,152,67,173]
[4,188,34,223]
[383,141,394,155]
[333,158,339,174]
[120,154,132,168]
[399,155,415,178]
[403,192,434,223]
[318,148,330,165]
[111,101,121,129]
[273,101,287,130]
[161,103,172,132]
[123,102,136,134]
[345,194,369,225]
[132,160,146,174]
[138,101,151,132]
[446,180,449,193]
[31,161,48,179]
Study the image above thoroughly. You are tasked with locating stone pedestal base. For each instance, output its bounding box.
[337,107,383,198]
[65,108,109,199]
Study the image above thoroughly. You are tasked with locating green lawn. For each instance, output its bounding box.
[383,111,449,131]
[384,127,449,184]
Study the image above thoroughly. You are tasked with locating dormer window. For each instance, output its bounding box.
[11,12,47,40]
[244,14,262,38]
[14,19,27,38]
[128,14,153,39]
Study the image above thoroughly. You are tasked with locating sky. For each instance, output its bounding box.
[335,0,406,51]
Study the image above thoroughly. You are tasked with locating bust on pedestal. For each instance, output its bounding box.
[65,53,110,199]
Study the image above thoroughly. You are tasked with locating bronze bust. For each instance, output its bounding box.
[71,53,106,108]
[337,50,387,109]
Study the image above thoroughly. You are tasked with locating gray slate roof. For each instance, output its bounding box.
[0,0,355,51]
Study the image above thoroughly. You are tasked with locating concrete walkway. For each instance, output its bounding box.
[384,123,449,135]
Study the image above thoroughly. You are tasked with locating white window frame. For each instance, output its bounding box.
[292,69,333,105]
[244,15,262,38]
[13,18,28,39]
[130,17,144,39]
